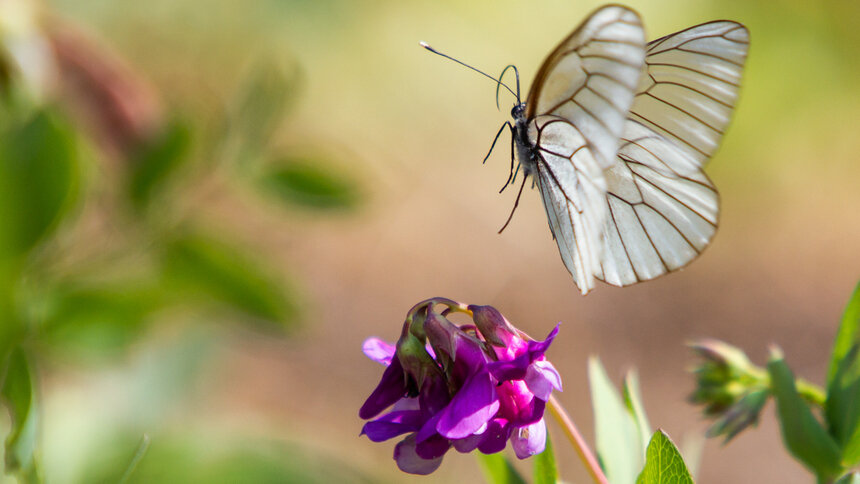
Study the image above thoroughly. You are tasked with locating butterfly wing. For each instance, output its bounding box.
[531,116,610,295]
[597,21,750,286]
[526,5,647,168]
[524,5,646,294]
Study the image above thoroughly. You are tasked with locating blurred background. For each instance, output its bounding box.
[0,0,857,482]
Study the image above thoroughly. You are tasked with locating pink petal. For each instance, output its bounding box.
[511,420,547,459]
[363,337,395,365]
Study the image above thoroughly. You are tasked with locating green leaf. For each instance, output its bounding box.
[161,232,299,329]
[624,370,652,454]
[476,452,527,484]
[1,347,38,476]
[533,432,557,484]
[829,282,860,387]
[769,355,843,479]
[36,280,166,358]
[826,282,860,465]
[84,435,374,484]
[118,435,151,484]
[588,357,642,484]
[836,472,860,484]
[826,343,860,465]
[127,120,192,209]
[636,430,694,484]
[0,109,78,260]
[219,60,301,171]
[259,157,361,211]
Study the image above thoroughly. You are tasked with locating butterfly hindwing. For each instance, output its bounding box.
[532,116,609,294]
[597,21,749,286]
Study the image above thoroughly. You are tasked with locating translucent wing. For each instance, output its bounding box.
[597,22,749,286]
[527,5,646,168]
[526,5,646,294]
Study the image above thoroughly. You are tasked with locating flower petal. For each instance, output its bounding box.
[452,432,483,453]
[394,434,445,475]
[361,410,425,442]
[527,324,560,358]
[488,354,530,381]
[525,359,563,400]
[363,337,395,365]
[415,433,451,460]
[511,420,547,459]
[359,356,406,420]
[436,371,500,439]
[512,397,545,427]
[477,419,512,454]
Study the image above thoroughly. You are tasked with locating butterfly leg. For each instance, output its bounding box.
[483,121,512,164]
[499,122,518,193]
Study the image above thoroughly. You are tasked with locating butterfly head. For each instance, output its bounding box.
[511,102,527,122]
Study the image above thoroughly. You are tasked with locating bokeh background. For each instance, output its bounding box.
[0,0,858,482]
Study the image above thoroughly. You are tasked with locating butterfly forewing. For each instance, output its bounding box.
[524,5,646,294]
[526,5,647,168]
[597,21,749,286]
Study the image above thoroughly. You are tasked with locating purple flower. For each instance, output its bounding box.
[359,299,562,474]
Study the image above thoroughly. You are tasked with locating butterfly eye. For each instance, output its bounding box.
[510,103,525,119]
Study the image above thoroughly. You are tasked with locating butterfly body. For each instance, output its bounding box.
[511,103,538,178]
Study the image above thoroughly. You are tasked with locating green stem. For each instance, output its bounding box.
[795,378,827,407]
[547,395,609,484]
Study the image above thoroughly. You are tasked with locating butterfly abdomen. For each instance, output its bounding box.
[512,103,538,176]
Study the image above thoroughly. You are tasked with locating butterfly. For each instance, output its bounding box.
[424,4,749,294]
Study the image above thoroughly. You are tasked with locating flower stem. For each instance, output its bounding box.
[547,395,609,484]
[795,377,826,407]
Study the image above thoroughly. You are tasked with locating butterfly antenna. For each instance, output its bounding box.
[420,42,518,102]
[496,65,522,108]
[498,174,528,234]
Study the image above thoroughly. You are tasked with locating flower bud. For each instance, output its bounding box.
[688,339,769,442]
[396,331,438,394]
[705,388,769,441]
[469,304,517,347]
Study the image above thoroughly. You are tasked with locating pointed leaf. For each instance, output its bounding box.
[0,109,78,259]
[476,452,527,484]
[589,357,642,484]
[161,232,299,329]
[259,157,361,211]
[827,343,860,465]
[533,432,557,484]
[219,60,301,170]
[636,430,694,484]
[835,472,860,484]
[624,370,652,454]
[769,355,843,479]
[1,347,38,475]
[829,282,860,386]
[37,280,166,357]
[127,120,191,209]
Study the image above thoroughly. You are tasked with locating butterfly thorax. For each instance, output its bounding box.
[511,102,538,176]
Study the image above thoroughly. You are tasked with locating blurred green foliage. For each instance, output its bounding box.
[0,0,366,481]
[85,436,377,484]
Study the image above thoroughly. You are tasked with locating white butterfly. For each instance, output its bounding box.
[425,5,749,294]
